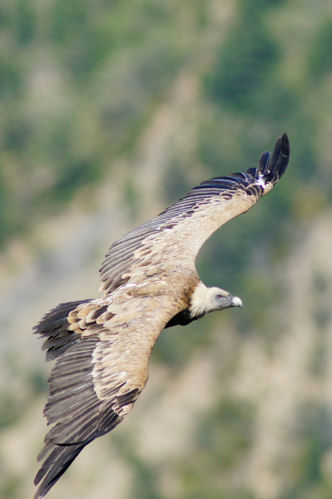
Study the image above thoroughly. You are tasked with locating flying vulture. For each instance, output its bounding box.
[34,133,290,497]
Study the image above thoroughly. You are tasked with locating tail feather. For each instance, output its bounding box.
[34,299,91,361]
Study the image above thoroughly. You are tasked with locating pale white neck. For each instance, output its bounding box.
[189,282,211,318]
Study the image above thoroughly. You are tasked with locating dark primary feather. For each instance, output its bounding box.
[100,133,290,294]
[256,132,289,182]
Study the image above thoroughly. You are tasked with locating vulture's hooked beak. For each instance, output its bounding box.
[230,295,243,308]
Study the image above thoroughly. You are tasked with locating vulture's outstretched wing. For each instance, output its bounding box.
[34,293,179,499]
[100,133,290,294]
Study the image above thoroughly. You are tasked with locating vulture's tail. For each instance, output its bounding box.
[34,299,91,361]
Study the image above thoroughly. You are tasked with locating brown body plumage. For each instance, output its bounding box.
[34,134,290,498]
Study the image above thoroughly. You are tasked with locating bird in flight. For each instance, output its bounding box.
[34,133,290,498]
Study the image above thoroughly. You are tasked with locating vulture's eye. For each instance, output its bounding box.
[216,294,223,299]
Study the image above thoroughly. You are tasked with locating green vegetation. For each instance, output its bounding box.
[177,396,255,499]
[280,403,332,499]
[0,0,197,246]
[194,0,331,337]
[1,0,332,497]
[204,0,280,114]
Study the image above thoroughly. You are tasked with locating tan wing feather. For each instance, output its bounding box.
[100,133,290,294]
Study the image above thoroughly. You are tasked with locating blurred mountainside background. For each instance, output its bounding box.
[0,0,332,498]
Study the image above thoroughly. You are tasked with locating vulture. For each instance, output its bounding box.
[34,133,290,498]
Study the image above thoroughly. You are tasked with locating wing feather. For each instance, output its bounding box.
[100,133,290,294]
[34,294,179,499]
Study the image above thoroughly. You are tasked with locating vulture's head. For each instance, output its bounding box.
[190,282,242,319]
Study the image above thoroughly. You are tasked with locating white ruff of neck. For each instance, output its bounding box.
[189,282,211,318]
